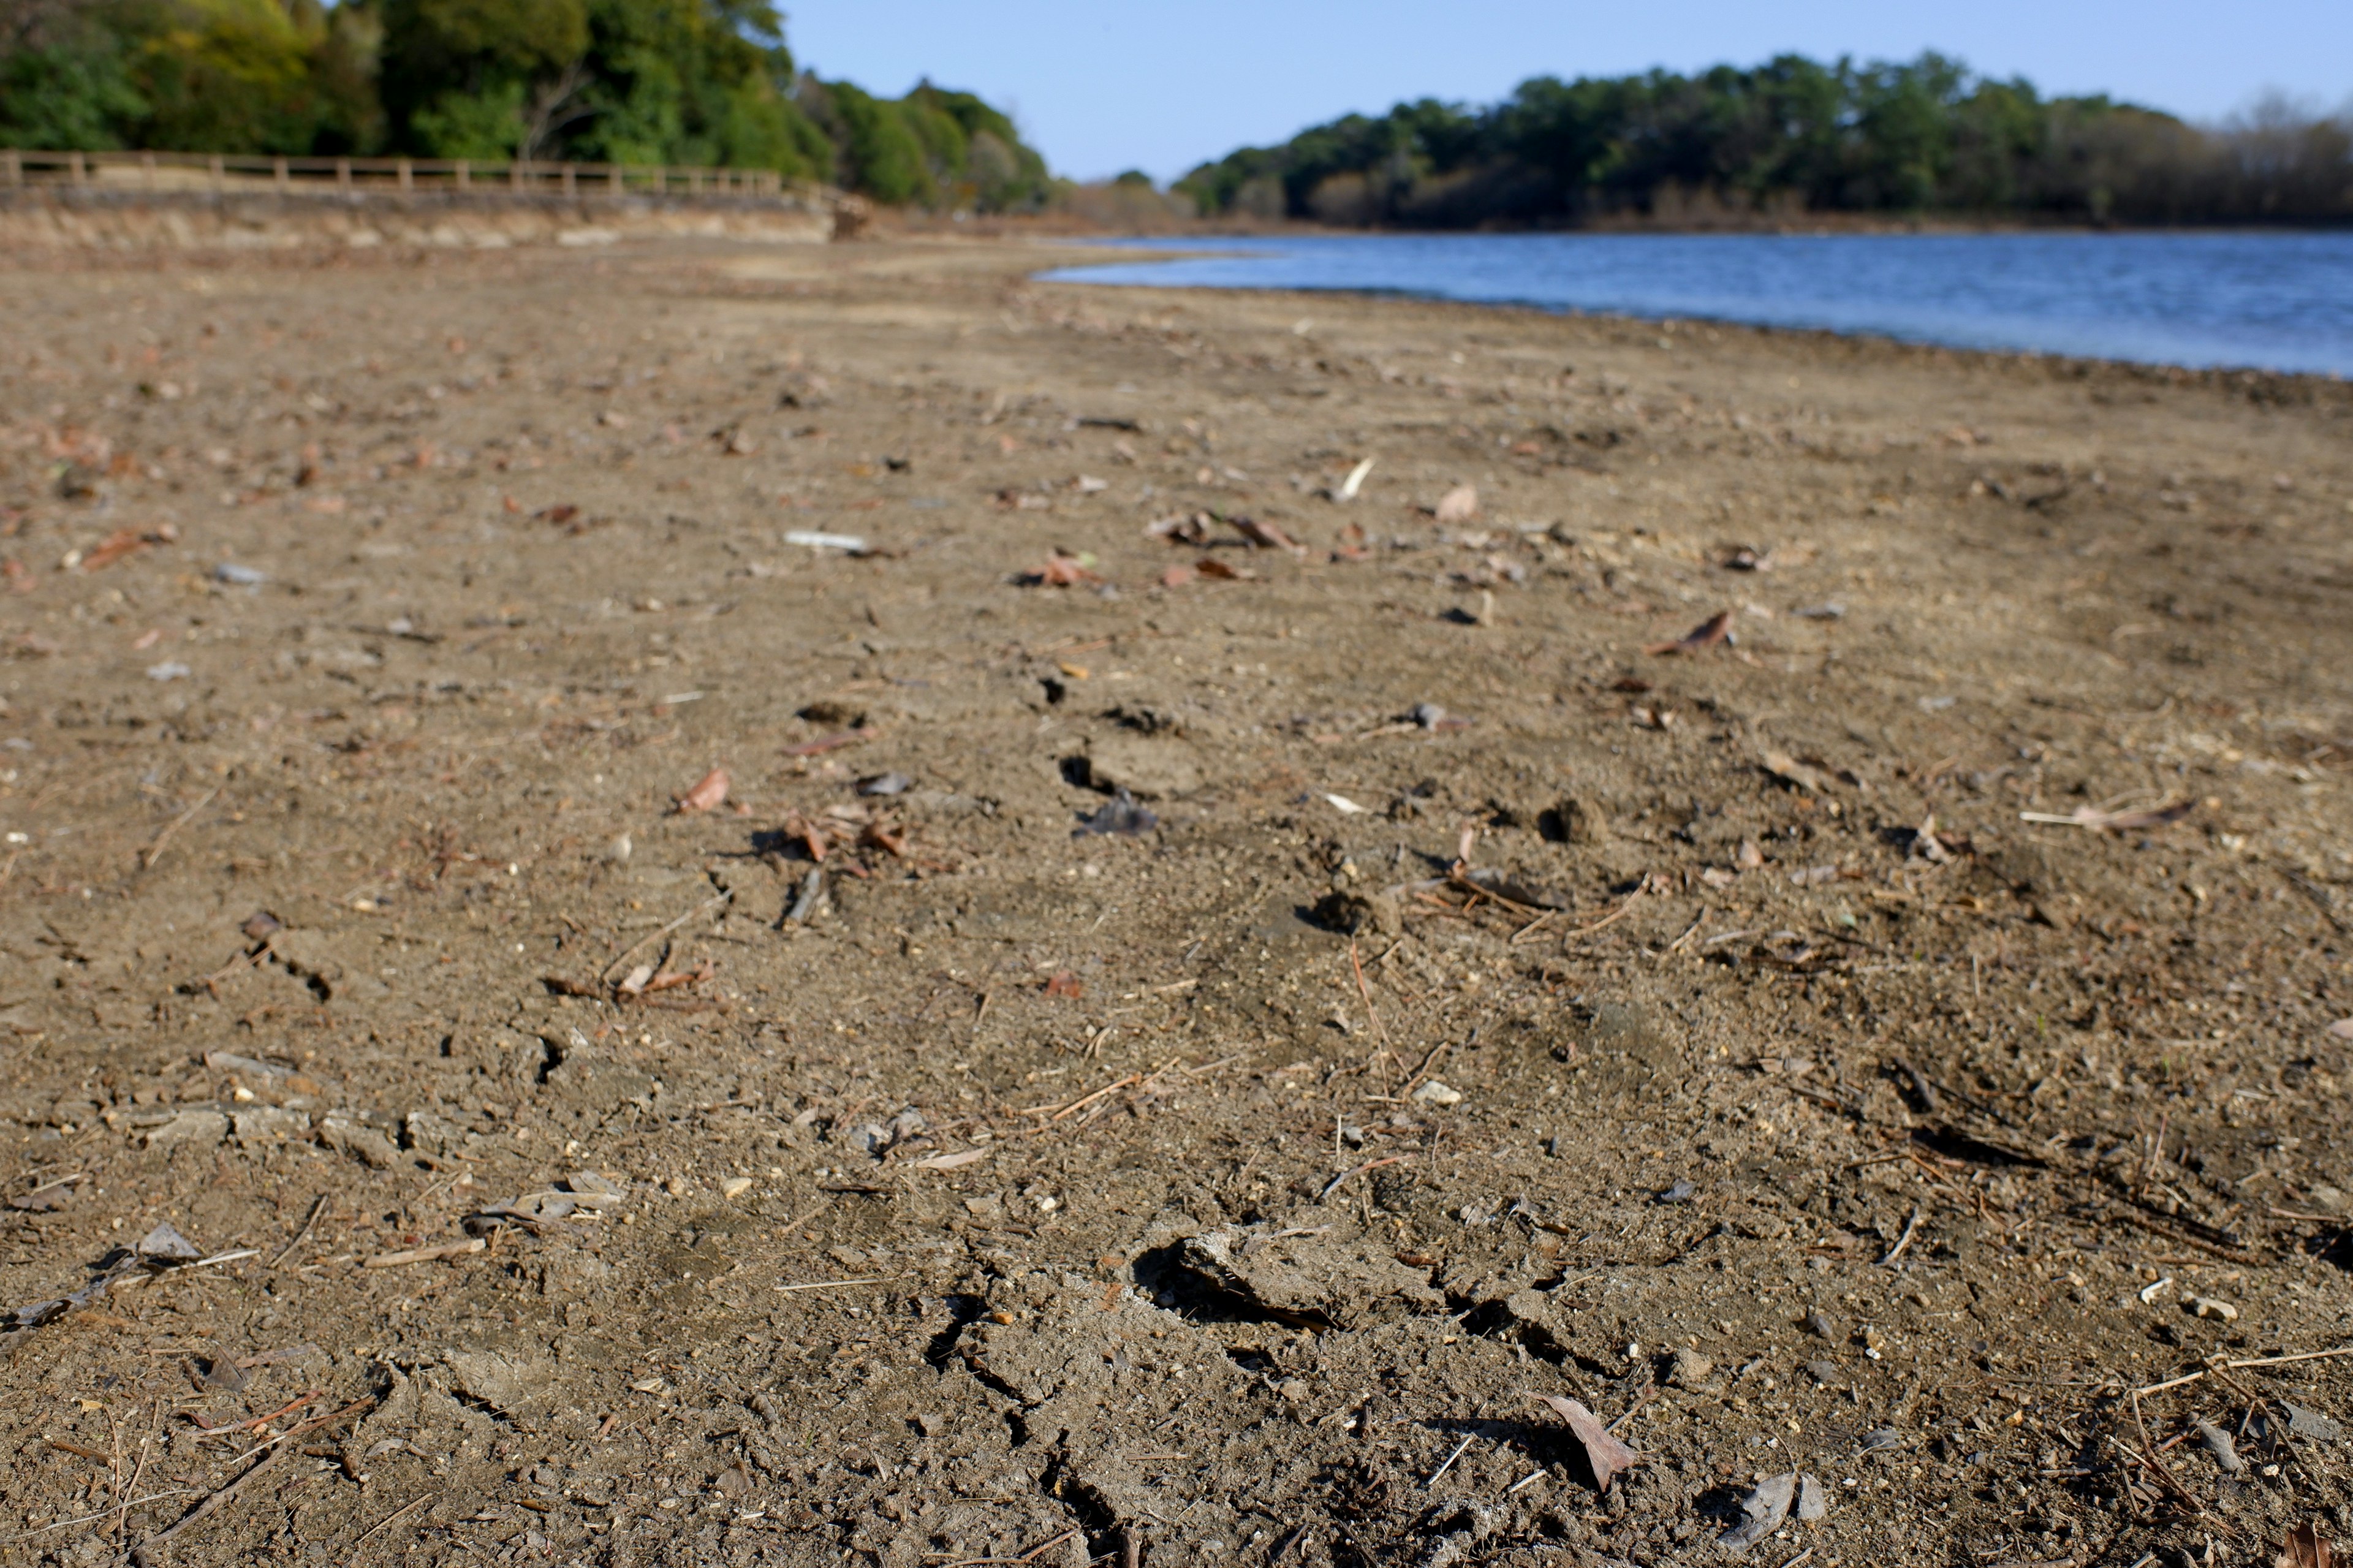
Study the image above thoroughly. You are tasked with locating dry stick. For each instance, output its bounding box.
[601,892,730,983]
[352,1491,436,1548]
[265,1194,328,1268]
[1425,1434,1477,1490]
[1320,1154,1413,1204]
[1510,886,1643,947]
[1349,939,1389,1050]
[1879,1206,1923,1266]
[117,1396,373,1564]
[141,786,220,871]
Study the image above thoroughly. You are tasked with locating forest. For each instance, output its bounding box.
[0,0,1054,211]
[1178,54,2353,227]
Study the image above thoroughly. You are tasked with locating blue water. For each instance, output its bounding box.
[1040,231,2353,377]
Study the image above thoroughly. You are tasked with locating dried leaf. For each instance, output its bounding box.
[616,963,656,998]
[1148,512,1213,546]
[1229,516,1304,555]
[1645,610,1732,656]
[1043,971,1085,999]
[1434,485,1479,525]
[915,1148,991,1171]
[1031,555,1096,586]
[2279,1523,2336,1568]
[1527,1392,1643,1492]
[679,768,730,812]
[1194,557,1249,581]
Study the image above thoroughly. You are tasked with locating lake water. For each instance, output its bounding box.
[1042,231,2353,377]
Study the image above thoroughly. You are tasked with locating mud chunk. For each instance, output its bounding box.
[141,1109,229,1149]
[1074,735,1202,800]
[1314,886,1402,936]
[1178,1225,1446,1330]
[317,1112,400,1169]
[1804,1310,1838,1339]
[441,1347,558,1420]
[1667,1347,1713,1388]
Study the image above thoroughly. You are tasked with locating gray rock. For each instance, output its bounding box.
[2284,1403,2343,1442]
[2197,1421,2246,1474]
[1719,1472,1795,1553]
[1795,1472,1828,1521]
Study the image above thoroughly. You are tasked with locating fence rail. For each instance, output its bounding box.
[0,148,797,201]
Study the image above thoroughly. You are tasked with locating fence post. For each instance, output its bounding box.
[397,158,412,192]
[142,152,156,189]
[457,159,469,191]
[69,151,86,187]
[510,159,523,191]
[336,157,351,195]
[273,156,288,193]
[209,154,223,192]
[608,164,622,195]
[3,151,19,189]
[563,163,576,196]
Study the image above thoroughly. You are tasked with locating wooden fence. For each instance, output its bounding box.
[0,148,798,201]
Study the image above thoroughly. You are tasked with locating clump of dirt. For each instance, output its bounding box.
[0,234,2348,1567]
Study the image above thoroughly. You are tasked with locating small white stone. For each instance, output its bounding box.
[1412,1079,1464,1107]
[720,1176,753,1200]
[2194,1297,2240,1323]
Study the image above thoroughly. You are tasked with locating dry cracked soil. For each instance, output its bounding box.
[0,232,2351,1568]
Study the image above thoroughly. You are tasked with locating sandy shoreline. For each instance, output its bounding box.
[1,234,2349,1566]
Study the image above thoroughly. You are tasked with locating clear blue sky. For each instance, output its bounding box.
[786,1,2353,183]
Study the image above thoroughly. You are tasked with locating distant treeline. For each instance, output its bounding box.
[0,0,1053,210]
[1178,54,2353,228]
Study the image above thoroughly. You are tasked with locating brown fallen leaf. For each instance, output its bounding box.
[637,960,714,996]
[79,528,151,571]
[1527,1392,1644,1492]
[1434,484,1479,525]
[1160,564,1197,588]
[678,767,730,812]
[1029,555,1096,586]
[1645,610,1732,656]
[1147,512,1212,546]
[1043,971,1085,999]
[536,504,580,525]
[779,811,829,862]
[2018,799,2196,832]
[2279,1523,2335,1568]
[1194,557,1251,581]
[1229,515,1305,555]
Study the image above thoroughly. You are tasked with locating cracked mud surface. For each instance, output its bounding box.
[0,234,2351,1567]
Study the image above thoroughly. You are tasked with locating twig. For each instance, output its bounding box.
[1425,1433,1477,1489]
[2227,1345,2353,1371]
[353,1491,437,1547]
[364,1239,484,1268]
[1510,885,1643,947]
[1879,1206,1922,1266]
[601,892,730,982]
[1349,939,1389,1048]
[141,786,220,871]
[1506,1469,1548,1494]
[266,1194,328,1268]
[118,1396,373,1562]
[1319,1154,1413,1203]
[774,1276,889,1292]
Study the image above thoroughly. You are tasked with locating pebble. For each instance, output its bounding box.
[2192,1296,2239,1323]
[1667,1347,1713,1388]
[1411,1079,1463,1107]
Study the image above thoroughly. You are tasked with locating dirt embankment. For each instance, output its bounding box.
[0,235,2350,1568]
